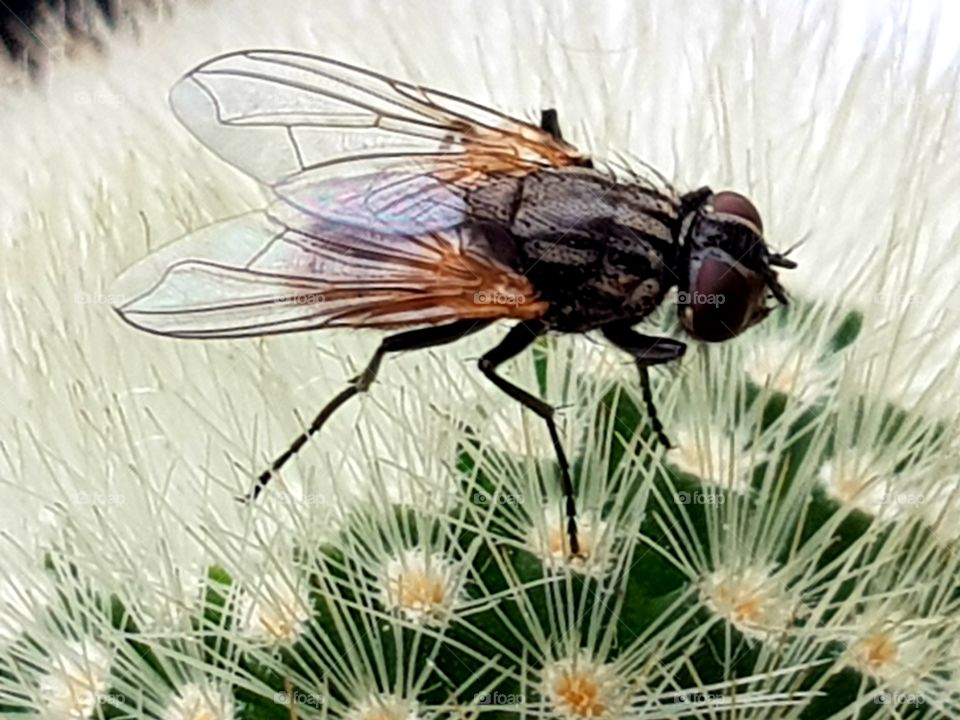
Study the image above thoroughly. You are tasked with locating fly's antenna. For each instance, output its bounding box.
[769,233,806,268]
[764,244,798,304]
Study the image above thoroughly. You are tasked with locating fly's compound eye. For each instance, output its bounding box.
[680,254,765,342]
[710,191,763,233]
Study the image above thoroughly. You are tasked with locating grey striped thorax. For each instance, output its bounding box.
[469,166,681,332]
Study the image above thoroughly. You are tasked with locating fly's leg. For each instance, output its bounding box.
[478,320,582,558]
[240,319,491,502]
[638,366,671,448]
[601,322,686,449]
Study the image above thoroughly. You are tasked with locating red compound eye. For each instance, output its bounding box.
[682,256,759,342]
[711,191,763,233]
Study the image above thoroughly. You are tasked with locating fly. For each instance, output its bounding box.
[111,51,797,557]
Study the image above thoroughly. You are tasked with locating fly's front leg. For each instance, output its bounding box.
[601,321,686,449]
[478,320,582,558]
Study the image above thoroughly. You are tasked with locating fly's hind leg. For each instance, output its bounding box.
[240,319,491,502]
[478,320,582,558]
[601,321,686,449]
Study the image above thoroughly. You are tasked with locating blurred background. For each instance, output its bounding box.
[1,0,110,60]
[3,0,959,69]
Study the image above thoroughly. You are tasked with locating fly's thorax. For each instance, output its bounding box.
[507,169,678,277]
[509,168,677,240]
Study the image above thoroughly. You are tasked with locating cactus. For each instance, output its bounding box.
[2,294,958,718]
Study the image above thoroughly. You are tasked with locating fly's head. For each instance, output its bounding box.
[675,188,796,342]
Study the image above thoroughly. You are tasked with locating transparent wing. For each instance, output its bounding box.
[169,49,591,196]
[111,207,548,339]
